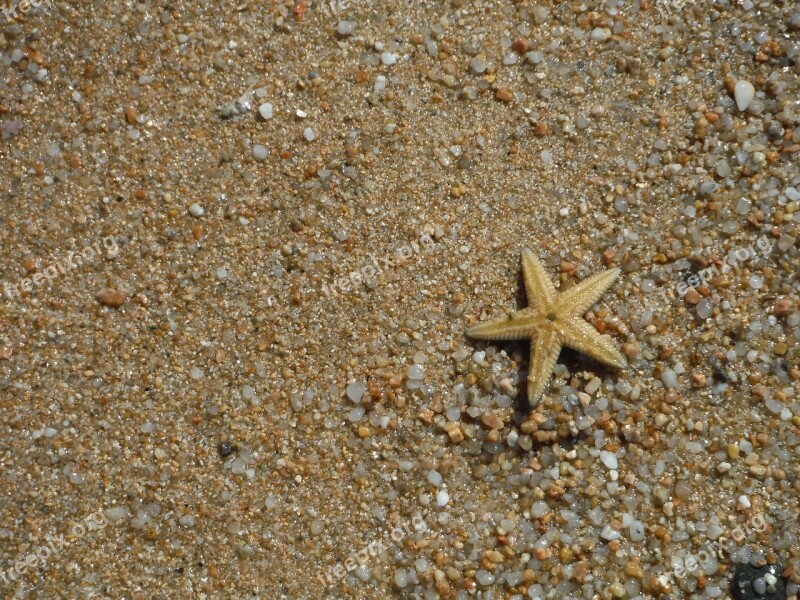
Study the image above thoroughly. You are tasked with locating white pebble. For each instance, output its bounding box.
[303,127,315,141]
[189,367,204,379]
[436,490,450,506]
[599,450,618,470]
[407,364,425,380]
[104,507,128,522]
[629,520,645,541]
[346,380,366,402]
[258,102,273,120]
[253,144,268,161]
[525,50,544,64]
[661,369,678,388]
[696,298,714,319]
[337,20,356,35]
[734,79,755,111]
[475,570,495,586]
[427,469,442,486]
[188,203,205,217]
[531,500,550,518]
[600,524,621,541]
[348,407,365,422]
[179,515,195,527]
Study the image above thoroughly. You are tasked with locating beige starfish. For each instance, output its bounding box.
[467,249,626,407]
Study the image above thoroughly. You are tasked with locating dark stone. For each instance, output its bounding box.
[218,441,235,458]
[731,563,785,600]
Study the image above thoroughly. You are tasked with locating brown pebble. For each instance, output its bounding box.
[774,297,794,317]
[484,549,504,563]
[447,427,465,443]
[96,288,126,308]
[485,429,500,442]
[23,257,36,273]
[511,37,530,53]
[495,89,513,103]
[625,561,644,579]
[481,413,504,430]
[684,288,701,304]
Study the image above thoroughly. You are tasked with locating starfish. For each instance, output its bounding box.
[467,249,626,407]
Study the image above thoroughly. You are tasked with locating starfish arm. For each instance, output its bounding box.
[554,267,621,316]
[521,248,557,309]
[527,327,562,407]
[557,318,627,368]
[466,313,538,341]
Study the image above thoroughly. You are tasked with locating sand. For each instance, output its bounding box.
[0,0,798,598]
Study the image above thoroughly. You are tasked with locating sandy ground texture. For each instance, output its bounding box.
[0,0,799,598]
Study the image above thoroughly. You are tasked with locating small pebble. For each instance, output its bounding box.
[337,20,356,35]
[734,79,755,111]
[96,288,126,308]
[253,144,268,161]
[258,102,273,120]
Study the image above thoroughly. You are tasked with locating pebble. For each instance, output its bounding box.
[591,27,612,41]
[303,127,315,141]
[346,380,366,402]
[95,288,126,308]
[189,203,205,217]
[407,364,425,380]
[599,450,618,470]
[475,570,495,586]
[629,520,645,542]
[469,57,487,74]
[661,370,678,389]
[525,50,544,64]
[696,298,714,319]
[734,80,755,111]
[337,20,356,35]
[258,102,273,120]
[427,470,442,486]
[252,144,268,161]
[218,441,234,457]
